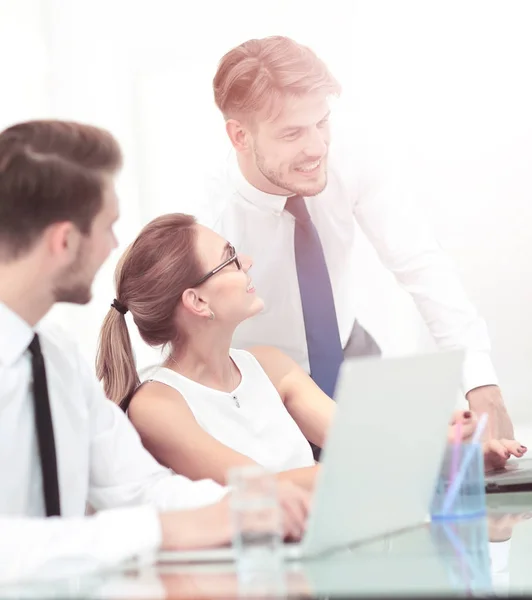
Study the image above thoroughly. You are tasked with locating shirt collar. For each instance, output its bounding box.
[0,302,34,367]
[227,152,291,216]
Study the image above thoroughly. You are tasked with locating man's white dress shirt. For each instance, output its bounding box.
[0,302,226,585]
[200,149,497,394]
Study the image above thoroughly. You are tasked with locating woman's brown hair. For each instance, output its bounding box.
[96,213,203,407]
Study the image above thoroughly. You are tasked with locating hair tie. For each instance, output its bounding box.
[111,298,128,315]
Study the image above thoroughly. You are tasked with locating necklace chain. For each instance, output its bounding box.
[168,354,240,408]
[229,363,240,408]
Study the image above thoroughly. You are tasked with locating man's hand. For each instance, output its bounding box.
[276,480,311,541]
[466,385,514,440]
[159,481,311,551]
[159,497,233,551]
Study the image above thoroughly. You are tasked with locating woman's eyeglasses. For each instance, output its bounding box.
[192,243,242,287]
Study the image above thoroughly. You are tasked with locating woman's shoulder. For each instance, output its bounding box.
[249,344,295,363]
[238,346,297,386]
[128,376,186,417]
[232,345,289,369]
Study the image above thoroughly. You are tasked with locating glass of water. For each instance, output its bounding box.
[227,464,283,577]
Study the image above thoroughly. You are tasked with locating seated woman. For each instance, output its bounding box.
[96,214,526,489]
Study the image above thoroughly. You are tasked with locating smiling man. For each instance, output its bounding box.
[200,36,514,456]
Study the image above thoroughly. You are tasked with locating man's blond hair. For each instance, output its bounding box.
[213,36,341,121]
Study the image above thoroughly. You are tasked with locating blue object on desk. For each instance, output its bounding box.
[431,442,487,520]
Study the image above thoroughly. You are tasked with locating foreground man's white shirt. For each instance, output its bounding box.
[201,147,497,394]
[0,302,226,585]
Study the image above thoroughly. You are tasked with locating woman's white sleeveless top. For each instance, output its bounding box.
[148,349,314,472]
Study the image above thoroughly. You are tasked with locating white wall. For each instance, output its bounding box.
[1,0,531,422]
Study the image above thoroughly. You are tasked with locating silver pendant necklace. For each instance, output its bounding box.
[229,361,240,408]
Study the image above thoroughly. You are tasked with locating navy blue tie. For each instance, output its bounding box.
[285,195,344,401]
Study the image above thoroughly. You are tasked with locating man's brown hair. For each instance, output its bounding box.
[0,119,122,259]
[213,35,341,121]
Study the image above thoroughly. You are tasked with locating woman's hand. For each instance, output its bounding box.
[483,439,527,472]
[447,410,477,442]
[447,410,527,472]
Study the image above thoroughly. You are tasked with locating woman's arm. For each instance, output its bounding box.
[249,346,335,449]
[128,382,318,490]
[251,349,528,475]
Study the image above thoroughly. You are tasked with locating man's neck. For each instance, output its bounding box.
[0,261,53,327]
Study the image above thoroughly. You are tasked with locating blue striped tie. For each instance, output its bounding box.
[285,195,344,400]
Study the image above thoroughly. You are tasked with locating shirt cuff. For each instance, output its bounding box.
[462,351,499,395]
[489,539,511,571]
[95,505,161,566]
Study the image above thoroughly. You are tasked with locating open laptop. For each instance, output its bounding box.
[158,351,464,564]
[485,458,532,493]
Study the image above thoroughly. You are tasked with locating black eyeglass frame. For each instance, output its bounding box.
[191,243,242,287]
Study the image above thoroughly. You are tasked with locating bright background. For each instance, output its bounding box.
[1,0,532,424]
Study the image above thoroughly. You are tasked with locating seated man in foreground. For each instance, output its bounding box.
[0,119,309,585]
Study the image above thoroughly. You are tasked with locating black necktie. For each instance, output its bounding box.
[29,334,61,517]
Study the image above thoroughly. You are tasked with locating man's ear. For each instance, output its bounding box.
[45,222,82,263]
[225,119,252,153]
[181,288,212,320]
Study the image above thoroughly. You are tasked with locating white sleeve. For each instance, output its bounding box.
[85,360,228,512]
[0,505,160,586]
[352,163,497,393]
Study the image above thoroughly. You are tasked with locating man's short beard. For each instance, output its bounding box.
[53,246,92,305]
[253,146,327,197]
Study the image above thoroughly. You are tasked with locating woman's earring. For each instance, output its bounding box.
[209,310,215,321]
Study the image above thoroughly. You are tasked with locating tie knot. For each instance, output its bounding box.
[28,333,42,358]
[285,195,311,222]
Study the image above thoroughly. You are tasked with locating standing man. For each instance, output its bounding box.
[202,35,513,447]
[0,119,308,584]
